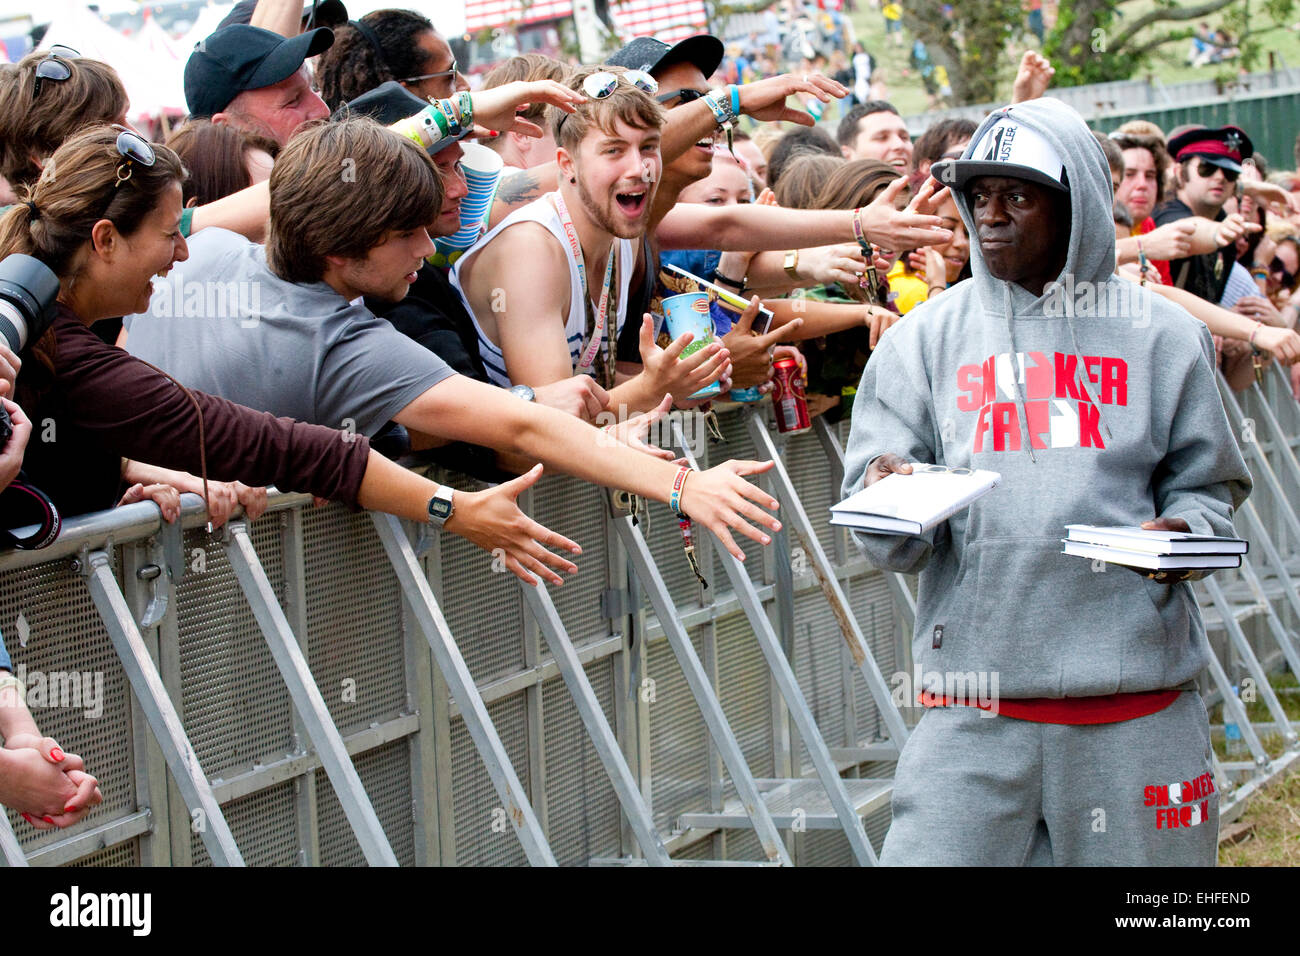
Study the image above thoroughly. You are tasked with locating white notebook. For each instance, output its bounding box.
[1061,540,1242,570]
[1064,524,1248,555]
[830,467,1002,535]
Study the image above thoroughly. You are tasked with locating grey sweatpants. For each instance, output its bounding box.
[880,690,1218,866]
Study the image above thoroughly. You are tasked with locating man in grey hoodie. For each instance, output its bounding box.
[842,98,1251,866]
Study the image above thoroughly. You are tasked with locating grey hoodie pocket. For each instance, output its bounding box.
[938,535,1185,696]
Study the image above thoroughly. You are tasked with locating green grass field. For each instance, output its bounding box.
[839,1,1300,119]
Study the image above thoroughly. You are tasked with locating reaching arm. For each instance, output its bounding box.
[249,0,302,36]
[1151,327,1252,538]
[393,374,782,560]
[657,178,950,252]
[1119,270,1300,362]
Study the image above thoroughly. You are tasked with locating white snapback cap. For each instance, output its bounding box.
[931,114,1069,193]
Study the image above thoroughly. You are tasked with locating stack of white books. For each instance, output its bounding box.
[1061,525,1248,570]
[830,467,1002,535]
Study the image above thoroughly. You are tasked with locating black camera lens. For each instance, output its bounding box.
[0,253,61,354]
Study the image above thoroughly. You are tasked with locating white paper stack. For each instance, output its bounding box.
[830,467,1002,535]
[1061,525,1248,570]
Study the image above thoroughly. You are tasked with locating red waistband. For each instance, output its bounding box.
[920,689,1182,725]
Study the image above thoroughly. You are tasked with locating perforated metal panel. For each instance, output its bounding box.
[531,476,612,642]
[791,591,848,753]
[176,524,294,779]
[716,610,774,804]
[315,739,416,866]
[849,572,898,743]
[448,693,530,865]
[540,659,622,864]
[301,505,407,733]
[0,556,135,856]
[714,411,768,585]
[783,429,838,560]
[436,522,527,684]
[646,628,710,832]
[720,829,765,862]
[190,781,299,866]
[673,835,714,860]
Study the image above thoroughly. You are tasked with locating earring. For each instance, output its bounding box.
[569,177,576,184]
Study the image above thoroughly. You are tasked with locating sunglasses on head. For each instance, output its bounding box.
[557,71,660,134]
[1195,160,1239,183]
[1270,256,1296,289]
[32,45,80,99]
[97,127,156,220]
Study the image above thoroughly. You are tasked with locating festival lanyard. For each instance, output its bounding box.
[552,192,617,384]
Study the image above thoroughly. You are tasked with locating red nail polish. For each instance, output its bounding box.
[42,816,55,824]
[20,812,33,824]
[65,806,77,813]
[49,747,64,762]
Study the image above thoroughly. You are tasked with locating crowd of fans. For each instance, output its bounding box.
[0,0,1295,845]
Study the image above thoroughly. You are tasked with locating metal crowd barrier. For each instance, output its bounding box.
[0,389,1295,866]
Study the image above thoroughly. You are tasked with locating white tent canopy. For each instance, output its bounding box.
[344,0,465,37]
[36,0,187,119]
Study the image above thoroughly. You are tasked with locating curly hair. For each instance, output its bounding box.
[315,9,435,112]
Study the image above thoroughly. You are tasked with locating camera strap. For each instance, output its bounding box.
[0,473,61,550]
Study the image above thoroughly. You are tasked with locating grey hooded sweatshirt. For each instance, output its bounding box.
[841,97,1252,699]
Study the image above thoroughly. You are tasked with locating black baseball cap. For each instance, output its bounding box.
[334,81,459,154]
[218,0,349,31]
[606,35,725,80]
[185,24,335,117]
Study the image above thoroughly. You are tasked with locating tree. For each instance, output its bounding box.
[1046,0,1296,87]
[898,0,1026,105]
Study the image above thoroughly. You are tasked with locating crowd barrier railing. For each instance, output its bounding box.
[0,386,1295,865]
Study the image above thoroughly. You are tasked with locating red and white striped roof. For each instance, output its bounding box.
[465,0,575,32]
[610,0,710,45]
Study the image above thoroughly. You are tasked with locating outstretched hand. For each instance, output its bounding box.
[447,465,583,587]
[678,459,782,561]
[471,80,585,138]
[860,178,951,251]
[737,72,849,127]
[1011,51,1055,103]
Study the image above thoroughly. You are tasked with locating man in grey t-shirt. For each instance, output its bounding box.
[127,226,453,440]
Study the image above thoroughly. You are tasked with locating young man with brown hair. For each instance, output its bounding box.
[453,65,732,416]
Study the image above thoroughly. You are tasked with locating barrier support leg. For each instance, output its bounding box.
[223,522,399,867]
[1202,576,1298,747]
[673,421,879,865]
[611,512,793,865]
[745,413,910,748]
[370,514,557,867]
[78,550,244,866]
[518,581,673,865]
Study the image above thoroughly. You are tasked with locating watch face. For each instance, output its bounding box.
[429,497,453,520]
